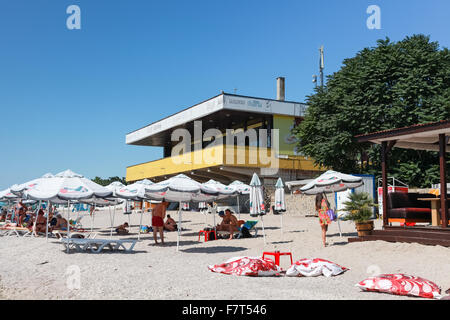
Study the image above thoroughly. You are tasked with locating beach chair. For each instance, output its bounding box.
[60,238,137,253]
[52,229,97,239]
[0,226,32,237]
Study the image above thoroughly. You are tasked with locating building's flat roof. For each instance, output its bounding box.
[126,93,307,146]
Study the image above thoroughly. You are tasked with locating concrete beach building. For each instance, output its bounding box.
[125,78,322,189]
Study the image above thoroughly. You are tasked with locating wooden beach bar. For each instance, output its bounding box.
[351,120,450,246]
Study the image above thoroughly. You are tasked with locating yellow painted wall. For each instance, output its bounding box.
[273,115,302,156]
[126,144,320,181]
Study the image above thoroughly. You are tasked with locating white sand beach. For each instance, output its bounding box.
[1,209,449,300]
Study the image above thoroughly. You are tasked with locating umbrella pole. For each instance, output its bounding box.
[109,205,113,238]
[280,213,283,240]
[138,200,144,241]
[237,194,240,220]
[33,200,42,237]
[46,201,51,242]
[260,214,266,245]
[177,201,182,252]
[91,204,96,233]
[67,200,70,254]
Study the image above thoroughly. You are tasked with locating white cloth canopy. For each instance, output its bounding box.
[299,170,363,195]
[114,180,149,200]
[0,188,19,201]
[274,177,286,212]
[10,173,55,197]
[300,170,363,237]
[249,173,265,216]
[23,169,113,201]
[274,177,286,239]
[228,180,251,195]
[249,173,266,244]
[201,179,236,199]
[144,174,218,202]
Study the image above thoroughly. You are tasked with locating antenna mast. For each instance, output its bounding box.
[319,45,324,88]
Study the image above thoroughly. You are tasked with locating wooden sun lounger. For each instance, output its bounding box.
[60,238,137,253]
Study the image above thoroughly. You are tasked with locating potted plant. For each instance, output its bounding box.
[341,192,377,237]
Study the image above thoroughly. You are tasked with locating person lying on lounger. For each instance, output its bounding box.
[164,214,177,231]
[116,222,129,235]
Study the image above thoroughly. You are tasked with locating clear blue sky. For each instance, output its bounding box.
[0,0,449,189]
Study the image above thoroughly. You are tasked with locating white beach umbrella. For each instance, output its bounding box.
[299,170,364,237]
[10,173,55,197]
[299,170,363,195]
[228,180,251,219]
[274,177,286,238]
[0,188,19,201]
[144,174,222,251]
[201,179,236,229]
[249,173,266,244]
[23,169,113,249]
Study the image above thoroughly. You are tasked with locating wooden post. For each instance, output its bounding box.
[381,141,388,228]
[439,134,448,228]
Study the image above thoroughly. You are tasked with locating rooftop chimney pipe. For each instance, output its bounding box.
[277,77,285,101]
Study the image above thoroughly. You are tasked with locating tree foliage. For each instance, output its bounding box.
[294,35,450,187]
[91,176,127,186]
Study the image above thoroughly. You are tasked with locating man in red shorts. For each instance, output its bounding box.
[152,201,169,245]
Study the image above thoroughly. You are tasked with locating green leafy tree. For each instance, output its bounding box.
[294,35,450,187]
[92,176,127,186]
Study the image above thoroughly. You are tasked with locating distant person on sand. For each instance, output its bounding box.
[316,193,331,247]
[164,214,177,231]
[152,201,169,245]
[116,222,129,235]
[216,209,240,240]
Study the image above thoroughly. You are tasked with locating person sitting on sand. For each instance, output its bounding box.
[53,214,68,231]
[164,214,177,231]
[216,208,239,240]
[35,209,50,234]
[115,222,129,235]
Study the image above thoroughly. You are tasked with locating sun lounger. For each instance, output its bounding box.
[0,226,32,237]
[60,238,137,253]
[52,229,97,239]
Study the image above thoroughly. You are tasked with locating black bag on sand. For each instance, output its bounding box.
[240,226,252,238]
[208,230,216,241]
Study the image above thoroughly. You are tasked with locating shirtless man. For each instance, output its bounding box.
[164,214,177,231]
[151,201,169,245]
[217,209,239,240]
[116,222,129,235]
